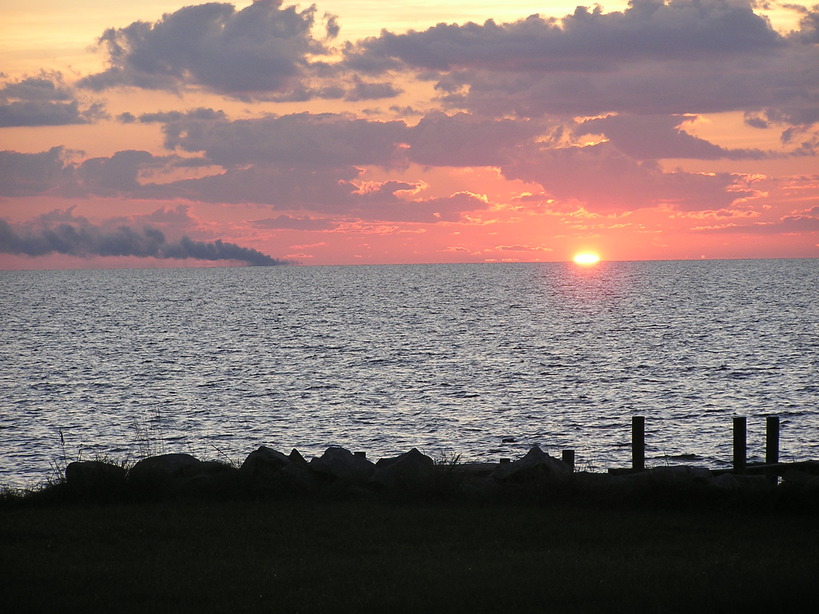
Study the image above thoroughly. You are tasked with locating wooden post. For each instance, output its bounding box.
[562,450,575,472]
[765,416,780,485]
[733,417,746,473]
[354,451,366,459]
[632,416,645,472]
[765,416,780,465]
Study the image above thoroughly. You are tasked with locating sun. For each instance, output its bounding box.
[573,252,601,265]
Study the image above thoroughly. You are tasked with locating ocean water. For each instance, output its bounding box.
[1,259,817,488]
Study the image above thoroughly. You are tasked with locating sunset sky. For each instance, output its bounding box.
[1,0,817,268]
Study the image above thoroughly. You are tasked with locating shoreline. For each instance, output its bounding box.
[5,444,819,512]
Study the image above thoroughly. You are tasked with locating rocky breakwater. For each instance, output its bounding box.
[61,446,819,505]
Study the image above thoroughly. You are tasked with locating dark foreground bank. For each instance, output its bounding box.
[2,495,818,614]
[4,445,819,612]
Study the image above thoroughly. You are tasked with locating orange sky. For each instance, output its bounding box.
[1,0,817,268]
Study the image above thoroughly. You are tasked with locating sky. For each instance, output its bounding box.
[0,0,817,268]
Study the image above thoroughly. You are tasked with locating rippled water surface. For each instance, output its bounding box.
[1,260,817,488]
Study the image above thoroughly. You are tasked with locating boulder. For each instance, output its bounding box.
[239,446,316,494]
[289,448,308,465]
[240,446,292,478]
[492,446,572,485]
[371,448,435,492]
[65,460,127,494]
[128,453,202,488]
[309,447,375,484]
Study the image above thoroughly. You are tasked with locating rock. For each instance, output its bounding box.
[309,447,376,484]
[289,448,307,465]
[65,460,127,494]
[372,448,435,492]
[128,453,202,487]
[240,446,292,478]
[238,445,317,494]
[492,446,571,485]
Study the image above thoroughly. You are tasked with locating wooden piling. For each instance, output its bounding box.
[733,417,747,473]
[765,416,780,485]
[632,416,645,472]
[766,416,780,465]
[562,450,575,472]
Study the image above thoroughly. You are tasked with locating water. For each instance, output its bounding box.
[1,260,817,489]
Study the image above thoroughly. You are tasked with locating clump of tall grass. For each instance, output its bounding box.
[131,406,167,459]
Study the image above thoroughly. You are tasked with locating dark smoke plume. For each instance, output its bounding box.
[0,220,287,266]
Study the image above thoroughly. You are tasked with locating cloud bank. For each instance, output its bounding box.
[345,0,817,121]
[0,219,286,266]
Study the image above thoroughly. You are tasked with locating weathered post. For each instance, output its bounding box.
[765,416,780,465]
[765,416,780,485]
[733,417,747,473]
[562,449,575,472]
[632,416,645,472]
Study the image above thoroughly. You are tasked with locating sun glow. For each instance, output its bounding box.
[573,252,601,265]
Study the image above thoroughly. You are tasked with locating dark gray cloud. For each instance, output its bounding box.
[406,111,542,166]
[0,218,286,265]
[78,150,166,193]
[0,147,70,196]
[0,148,191,198]
[343,0,818,121]
[1,73,73,101]
[352,191,487,223]
[162,112,408,167]
[0,144,368,210]
[575,114,771,160]
[346,0,781,71]
[0,72,104,127]
[502,141,752,211]
[343,77,403,101]
[250,215,339,230]
[143,161,487,222]
[2,101,755,219]
[787,3,819,43]
[160,110,550,170]
[78,1,336,97]
[118,107,227,123]
[149,163,362,207]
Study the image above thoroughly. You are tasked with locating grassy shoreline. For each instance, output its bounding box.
[3,493,817,613]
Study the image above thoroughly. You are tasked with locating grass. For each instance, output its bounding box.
[2,496,817,613]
